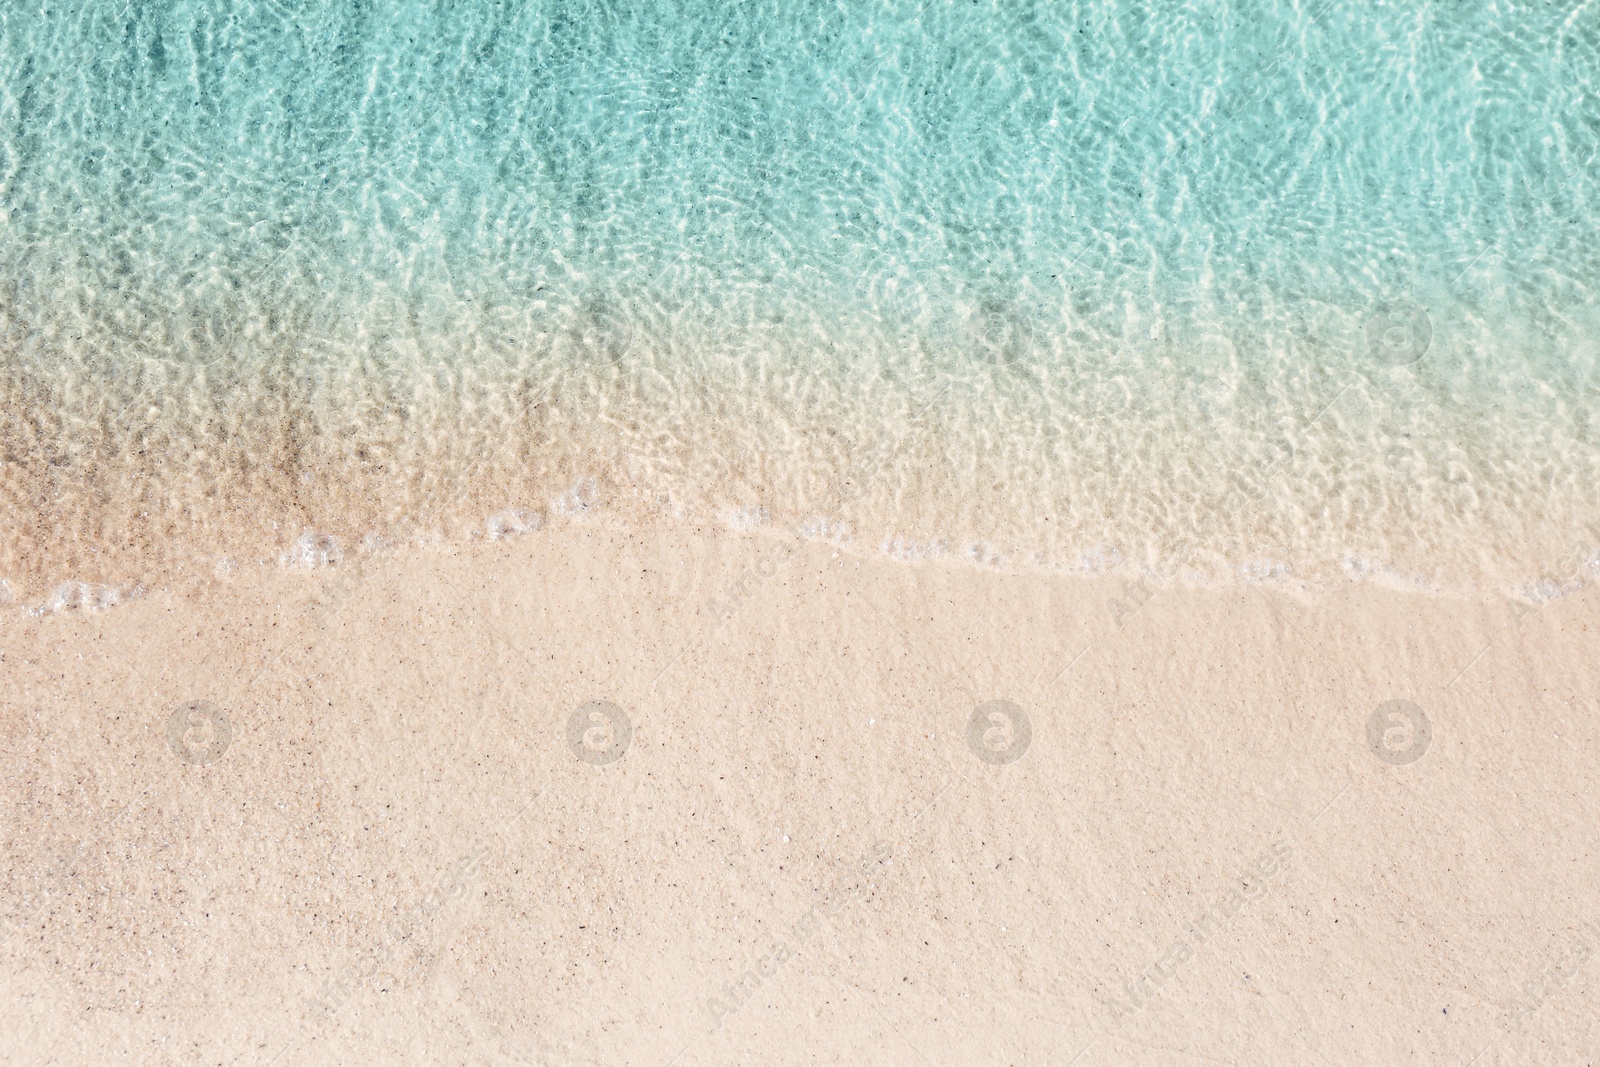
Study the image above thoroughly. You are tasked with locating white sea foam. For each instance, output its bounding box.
[30,581,140,616]
[882,536,949,563]
[797,516,852,544]
[552,477,601,516]
[484,510,543,541]
[723,507,770,531]
[284,531,341,569]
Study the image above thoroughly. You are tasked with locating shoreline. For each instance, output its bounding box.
[6,331,1598,604]
[5,504,1600,626]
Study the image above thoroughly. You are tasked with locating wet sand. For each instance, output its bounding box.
[2,516,1597,1065]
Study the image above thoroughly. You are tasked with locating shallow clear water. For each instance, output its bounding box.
[2,0,1598,599]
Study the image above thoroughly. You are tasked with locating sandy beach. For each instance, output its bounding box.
[2,516,1596,1065]
[3,0,1598,1063]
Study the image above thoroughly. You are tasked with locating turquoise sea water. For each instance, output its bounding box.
[1,0,1597,599]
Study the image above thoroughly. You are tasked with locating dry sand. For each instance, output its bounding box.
[2,516,1597,1065]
